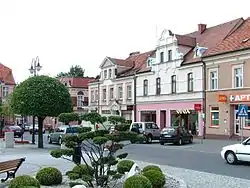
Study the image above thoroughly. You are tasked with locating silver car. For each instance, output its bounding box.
[48,125,79,144]
[129,122,161,143]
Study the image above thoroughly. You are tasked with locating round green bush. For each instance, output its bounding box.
[123,175,152,188]
[72,164,94,177]
[117,160,134,174]
[36,167,62,186]
[9,175,40,188]
[142,165,162,173]
[143,169,166,188]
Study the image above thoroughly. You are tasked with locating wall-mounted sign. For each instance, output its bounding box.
[229,94,250,102]
[194,104,202,111]
[217,94,227,103]
[176,109,190,114]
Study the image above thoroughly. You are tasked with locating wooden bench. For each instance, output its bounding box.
[0,158,25,182]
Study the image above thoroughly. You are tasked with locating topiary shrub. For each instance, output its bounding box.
[143,170,165,188]
[117,159,134,174]
[123,175,152,188]
[142,165,162,173]
[9,175,40,188]
[36,167,62,186]
[21,187,38,188]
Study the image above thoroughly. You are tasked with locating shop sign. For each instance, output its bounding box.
[230,94,250,102]
[217,94,227,103]
[194,104,201,111]
[176,109,190,114]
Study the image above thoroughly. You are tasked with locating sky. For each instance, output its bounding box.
[0,0,250,83]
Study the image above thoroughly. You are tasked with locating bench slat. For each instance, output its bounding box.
[0,167,16,173]
[0,158,25,172]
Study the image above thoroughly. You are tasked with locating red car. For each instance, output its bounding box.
[0,125,24,138]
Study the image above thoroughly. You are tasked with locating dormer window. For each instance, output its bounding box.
[160,52,164,63]
[168,50,172,61]
[104,70,107,79]
[108,69,112,78]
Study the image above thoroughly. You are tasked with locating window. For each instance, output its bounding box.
[91,90,95,102]
[143,79,148,96]
[104,70,107,79]
[210,71,218,90]
[2,87,8,97]
[187,73,193,92]
[171,75,176,93]
[102,88,106,101]
[156,77,161,95]
[95,90,98,101]
[77,91,84,107]
[160,52,164,63]
[108,69,112,78]
[109,87,114,100]
[168,50,172,61]
[211,107,219,126]
[233,66,243,88]
[118,86,123,99]
[127,85,132,99]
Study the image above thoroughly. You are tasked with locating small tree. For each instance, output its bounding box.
[108,116,126,125]
[50,112,143,187]
[10,76,73,148]
[58,112,79,125]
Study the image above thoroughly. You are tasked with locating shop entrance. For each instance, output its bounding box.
[234,105,250,135]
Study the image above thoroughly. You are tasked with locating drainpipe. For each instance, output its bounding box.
[133,73,137,122]
[202,61,206,139]
[97,82,100,114]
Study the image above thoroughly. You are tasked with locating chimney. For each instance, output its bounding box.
[198,24,206,34]
[129,51,140,56]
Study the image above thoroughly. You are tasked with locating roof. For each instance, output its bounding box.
[60,77,95,87]
[108,57,134,67]
[206,17,250,56]
[0,63,15,85]
[182,18,244,65]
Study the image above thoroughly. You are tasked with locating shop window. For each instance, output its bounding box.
[211,107,219,126]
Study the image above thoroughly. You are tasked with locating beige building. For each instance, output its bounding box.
[204,18,250,139]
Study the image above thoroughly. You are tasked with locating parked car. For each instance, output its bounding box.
[23,123,32,131]
[47,125,79,145]
[29,124,45,134]
[159,126,193,145]
[221,137,250,164]
[1,125,24,138]
[129,122,161,143]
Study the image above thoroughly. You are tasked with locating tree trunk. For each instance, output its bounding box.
[38,116,45,148]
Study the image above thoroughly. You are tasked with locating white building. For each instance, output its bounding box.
[88,51,153,120]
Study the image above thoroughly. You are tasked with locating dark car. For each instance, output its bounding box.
[160,126,193,145]
[1,125,24,138]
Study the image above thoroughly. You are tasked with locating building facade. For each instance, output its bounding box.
[88,52,153,120]
[204,17,250,138]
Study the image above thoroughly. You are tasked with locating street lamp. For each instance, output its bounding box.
[28,56,42,144]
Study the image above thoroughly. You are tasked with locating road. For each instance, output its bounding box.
[18,132,250,180]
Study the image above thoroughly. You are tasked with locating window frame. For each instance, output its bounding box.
[210,106,219,127]
[232,64,243,88]
[102,88,107,101]
[127,85,132,99]
[94,90,98,102]
[187,72,194,92]
[160,52,164,63]
[77,92,84,107]
[104,70,107,79]
[118,86,123,99]
[143,79,148,96]
[171,75,176,93]
[156,77,161,95]
[209,69,218,90]
[91,90,95,102]
[168,50,172,61]
[108,69,112,78]
[109,87,114,100]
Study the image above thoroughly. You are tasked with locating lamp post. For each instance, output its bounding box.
[28,56,42,144]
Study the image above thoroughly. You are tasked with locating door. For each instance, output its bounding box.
[152,123,161,139]
[160,110,166,129]
[234,110,240,136]
[236,139,250,162]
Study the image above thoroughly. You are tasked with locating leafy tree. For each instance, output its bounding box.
[10,75,73,148]
[50,112,144,187]
[108,116,126,125]
[58,113,79,125]
[56,65,85,78]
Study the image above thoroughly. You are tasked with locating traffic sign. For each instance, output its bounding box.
[238,104,248,117]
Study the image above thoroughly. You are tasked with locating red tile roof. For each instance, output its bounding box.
[108,57,134,67]
[207,17,250,56]
[182,18,244,64]
[60,77,95,88]
[0,63,15,85]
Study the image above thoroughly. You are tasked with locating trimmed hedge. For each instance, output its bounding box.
[123,175,152,188]
[143,169,165,188]
[36,167,62,186]
[142,165,162,173]
[9,175,40,188]
[117,160,134,174]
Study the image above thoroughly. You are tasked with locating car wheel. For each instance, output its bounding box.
[146,135,152,144]
[178,138,183,145]
[58,137,62,145]
[225,151,237,164]
[189,137,193,144]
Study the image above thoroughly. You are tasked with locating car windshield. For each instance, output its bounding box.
[9,126,21,130]
[162,128,176,134]
[66,127,78,134]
